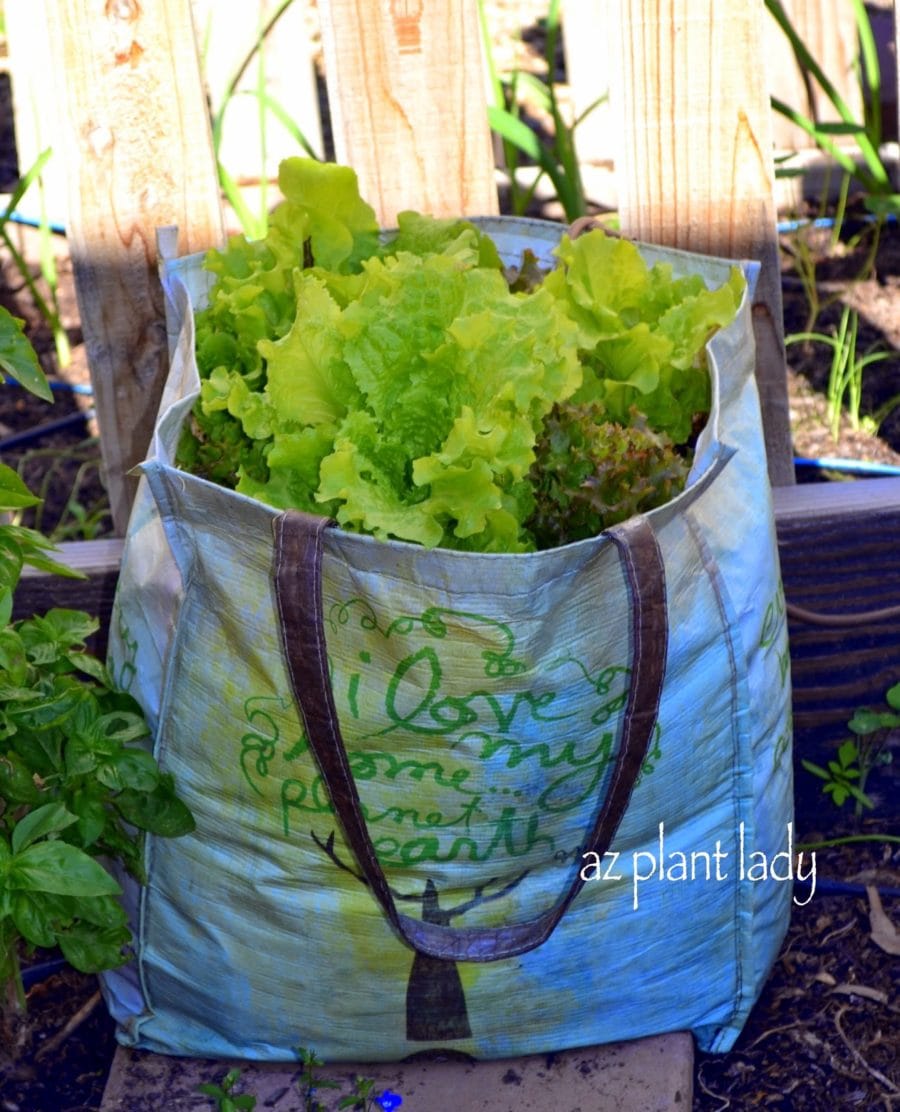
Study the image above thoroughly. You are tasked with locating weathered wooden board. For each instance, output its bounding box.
[775,478,900,752]
[607,0,794,489]
[45,0,224,535]
[317,0,498,225]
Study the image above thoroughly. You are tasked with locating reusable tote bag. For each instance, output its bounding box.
[102,218,794,1061]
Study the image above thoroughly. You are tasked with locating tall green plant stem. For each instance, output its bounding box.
[1,149,71,369]
[766,0,899,209]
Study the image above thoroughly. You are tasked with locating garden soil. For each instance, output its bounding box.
[1,4,899,1110]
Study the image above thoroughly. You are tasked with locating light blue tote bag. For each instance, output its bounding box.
[103,219,793,1061]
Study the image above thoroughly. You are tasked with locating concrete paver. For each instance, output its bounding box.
[101,1032,693,1111]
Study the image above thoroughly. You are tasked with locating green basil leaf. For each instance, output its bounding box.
[97,748,160,793]
[66,653,110,686]
[10,801,78,854]
[39,609,100,647]
[116,781,196,837]
[0,752,43,804]
[69,792,109,847]
[65,892,128,930]
[0,587,12,629]
[64,735,101,778]
[0,306,52,401]
[94,711,152,746]
[0,463,43,509]
[0,533,24,590]
[58,920,132,974]
[10,841,121,896]
[12,891,63,948]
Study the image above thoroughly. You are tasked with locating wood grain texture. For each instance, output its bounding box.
[317,0,499,224]
[609,0,794,488]
[45,0,224,534]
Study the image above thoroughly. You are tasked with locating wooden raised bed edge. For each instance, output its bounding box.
[13,478,900,754]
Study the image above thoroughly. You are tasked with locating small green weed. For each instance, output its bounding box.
[198,1047,403,1112]
[786,303,895,442]
[197,1067,258,1111]
[0,149,71,370]
[206,0,320,239]
[802,682,898,818]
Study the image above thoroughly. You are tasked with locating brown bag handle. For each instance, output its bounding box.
[273,512,668,962]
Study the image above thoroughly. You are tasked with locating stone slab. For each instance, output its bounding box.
[101,1033,693,1111]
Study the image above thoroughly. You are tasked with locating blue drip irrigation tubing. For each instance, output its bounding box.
[795,877,900,901]
[22,956,68,991]
[3,376,93,396]
[794,455,900,477]
[6,209,67,236]
[777,211,898,235]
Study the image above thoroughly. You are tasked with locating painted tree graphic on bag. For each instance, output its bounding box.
[240,601,662,1041]
[313,830,528,1040]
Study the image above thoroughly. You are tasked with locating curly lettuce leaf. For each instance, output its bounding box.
[269,158,380,273]
[549,230,744,442]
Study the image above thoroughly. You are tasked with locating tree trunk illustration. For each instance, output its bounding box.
[405,879,471,1040]
[312,831,527,1042]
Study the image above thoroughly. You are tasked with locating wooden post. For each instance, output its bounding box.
[45,0,224,533]
[317,0,498,224]
[609,0,795,487]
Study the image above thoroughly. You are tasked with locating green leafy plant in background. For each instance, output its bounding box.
[479,0,602,222]
[0,148,71,371]
[786,302,895,442]
[198,1048,403,1112]
[0,354,195,1059]
[12,441,111,543]
[770,0,900,443]
[203,0,320,240]
[766,0,899,214]
[802,682,898,837]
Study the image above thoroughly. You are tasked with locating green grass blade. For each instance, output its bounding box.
[766,0,889,186]
[487,105,575,217]
[850,0,882,145]
[235,89,319,160]
[217,162,264,240]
